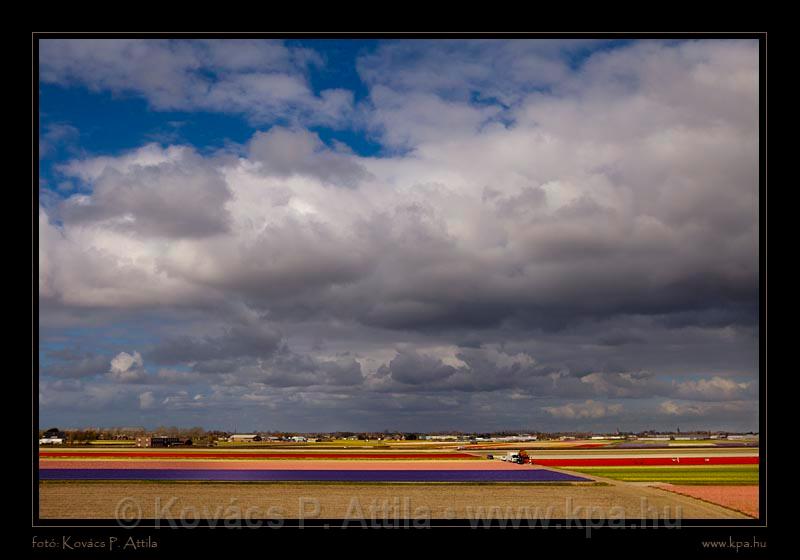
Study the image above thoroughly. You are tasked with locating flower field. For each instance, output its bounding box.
[39,467,592,482]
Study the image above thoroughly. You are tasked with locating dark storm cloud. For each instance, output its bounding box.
[147,324,283,365]
[216,347,365,388]
[372,347,558,394]
[360,300,515,331]
[654,303,760,329]
[595,333,646,347]
[189,358,247,374]
[378,350,457,385]
[42,348,109,379]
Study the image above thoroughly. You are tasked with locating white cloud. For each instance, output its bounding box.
[40,41,757,321]
[59,144,232,238]
[39,39,352,126]
[674,376,753,401]
[543,400,623,419]
[108,351,147,383]
[247,127,368,186]
[659,399,755,418]
[110,351,143,373]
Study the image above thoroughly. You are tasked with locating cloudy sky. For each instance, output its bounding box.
[37,38,760,432]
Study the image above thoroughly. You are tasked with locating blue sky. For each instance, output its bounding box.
[38,38,759,432]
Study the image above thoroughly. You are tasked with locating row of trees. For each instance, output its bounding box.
[38,426,210,444]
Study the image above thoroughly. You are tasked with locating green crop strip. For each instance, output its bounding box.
[565,465,759,485]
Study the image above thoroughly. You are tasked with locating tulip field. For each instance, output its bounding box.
[38,442,760,520]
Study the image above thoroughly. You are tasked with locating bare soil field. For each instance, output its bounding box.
[39,481,750,520]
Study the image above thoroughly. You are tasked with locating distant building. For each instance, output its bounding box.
[136,436,192,447]
[40,427,66,445]
[43,427,66,439]
[228,434,261,443]
[290,436,307,442]
[492,435,538,442]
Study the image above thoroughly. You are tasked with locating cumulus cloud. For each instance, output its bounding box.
[110,351,143,373]
[39,39,352,126]
[41,39,759,329]
[38,39,760,430]
[58,144,232,238]
[379,350,457,386]
[216,348,365,389]
[659,399,756,418]
[543,400,624,420]
[248,127,369,187]
[108,351,147,383]
[148,324,283,365]
[579,372,670,399]
[673,376,755,402]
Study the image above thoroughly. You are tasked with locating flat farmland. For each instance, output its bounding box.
[38,446,760,520]
[38,481,751,520]
[39,458,591,482]
[474,447,759,459]
[38,449,479,460]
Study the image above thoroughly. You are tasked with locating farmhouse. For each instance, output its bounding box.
[43,427,66,439]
